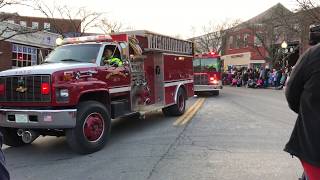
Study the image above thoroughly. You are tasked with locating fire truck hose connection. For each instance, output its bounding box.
[17,129,39,143]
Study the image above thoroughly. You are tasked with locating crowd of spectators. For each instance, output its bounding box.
[222,67,291,90]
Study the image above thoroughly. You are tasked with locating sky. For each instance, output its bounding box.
[3,0,299,38]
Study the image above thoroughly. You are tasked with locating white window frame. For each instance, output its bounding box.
[32,22,39,29]
[254,32,263,47]
[244,34,250,48]
[7,20,14,24]
[20,21,27,27]
[44,22,51,31]
[228,36,234,49]
[236,35,241,49]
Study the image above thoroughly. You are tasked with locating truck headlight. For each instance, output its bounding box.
[60,89,69,98]
[56,89,69,103]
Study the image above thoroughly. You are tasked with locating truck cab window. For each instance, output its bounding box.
[102,45,122,67]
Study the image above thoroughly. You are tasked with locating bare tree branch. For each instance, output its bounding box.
[191,19,241,54]
[296,0,320,22]
[239,5,299,66]
[95,18,123,34]
[0,0,45,41]
[32,0,104,37]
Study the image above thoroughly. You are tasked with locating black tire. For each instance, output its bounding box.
[162,108,171,116]
[66,101,111,154]
[162,88,186,116]
[301,172,309,180]
[0,127,27,147]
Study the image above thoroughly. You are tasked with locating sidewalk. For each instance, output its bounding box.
[226,85,285,91]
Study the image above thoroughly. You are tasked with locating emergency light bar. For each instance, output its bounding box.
[56,35,113,45]
[194,51,219,58]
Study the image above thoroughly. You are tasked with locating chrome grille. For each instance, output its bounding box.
[194,74,209,85]
[0,75,51,102]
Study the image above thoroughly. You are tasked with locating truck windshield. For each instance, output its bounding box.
[44,44,101,63]
[193,58,221,73]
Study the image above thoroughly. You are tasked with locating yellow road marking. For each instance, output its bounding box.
[173,98,205,126]
[180,98,205,125]
[173,98,202,126]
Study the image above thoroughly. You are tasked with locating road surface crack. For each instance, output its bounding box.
[146,120,191,179]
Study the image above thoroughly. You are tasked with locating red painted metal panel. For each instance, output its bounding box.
[111,34,129,42]
[186,83,194,97]
[165,86,176,105]
[136,36,148,49]
[163,55,193,82]
[143,54,155,104]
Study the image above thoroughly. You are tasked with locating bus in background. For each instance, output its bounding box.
[193,52,223,96]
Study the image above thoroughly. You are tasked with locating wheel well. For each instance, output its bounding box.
[180,85,187,97]
[78,91,110,111]
[175,85,187,103]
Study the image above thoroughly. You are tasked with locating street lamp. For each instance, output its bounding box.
[281,41,288,49]
[281,41,288,68]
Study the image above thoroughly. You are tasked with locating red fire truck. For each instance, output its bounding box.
[193,52,222,96]
[0,30,194,154]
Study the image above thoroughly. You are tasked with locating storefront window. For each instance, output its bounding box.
[12,44,38,68]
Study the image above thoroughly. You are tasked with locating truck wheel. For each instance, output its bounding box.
[66,101,111,154]
[0,127,27,147]
[162,88,186,116]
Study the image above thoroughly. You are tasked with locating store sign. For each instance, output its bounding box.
[147,34,193,55]
[12,44,38,65]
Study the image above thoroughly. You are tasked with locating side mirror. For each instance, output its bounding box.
[123,60,130,66]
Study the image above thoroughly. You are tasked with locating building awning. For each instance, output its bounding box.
[250,60,266,64]
[0,22,59,48]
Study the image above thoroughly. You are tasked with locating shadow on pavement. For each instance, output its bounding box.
[3,110,171,157]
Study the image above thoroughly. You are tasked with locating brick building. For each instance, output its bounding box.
[0,13,81,71]
[191,3,318,70]
[0,22,59,71]
[222,3,295,70]
[1,12,81,37]
[221,3,319,70]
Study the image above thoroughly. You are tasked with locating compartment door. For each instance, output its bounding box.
[154,53,164,105]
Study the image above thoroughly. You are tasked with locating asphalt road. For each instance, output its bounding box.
[3,87,302,180]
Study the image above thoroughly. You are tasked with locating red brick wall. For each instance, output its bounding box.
[224,28,267,61]
[9,16,81,34]
[0,41,12,71]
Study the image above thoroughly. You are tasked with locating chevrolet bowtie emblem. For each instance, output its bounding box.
[16,86,28,93]
[16,77,27,93]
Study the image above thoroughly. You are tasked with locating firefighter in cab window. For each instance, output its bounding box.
[103,46,123,67]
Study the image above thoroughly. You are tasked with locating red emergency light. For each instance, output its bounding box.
[41,83,50,95]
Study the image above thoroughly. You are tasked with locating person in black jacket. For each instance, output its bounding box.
[0,132,9,180]
[285,43,320,179]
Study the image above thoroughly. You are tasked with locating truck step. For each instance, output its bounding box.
[111,100,131,119]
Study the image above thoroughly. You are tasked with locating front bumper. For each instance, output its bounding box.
[194,85,223,92]
[0,109,77,129]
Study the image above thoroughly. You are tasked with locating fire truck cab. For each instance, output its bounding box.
[193,52,223,96]
[0,31,194,154]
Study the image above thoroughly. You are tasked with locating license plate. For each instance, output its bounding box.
[15,114,28,123]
